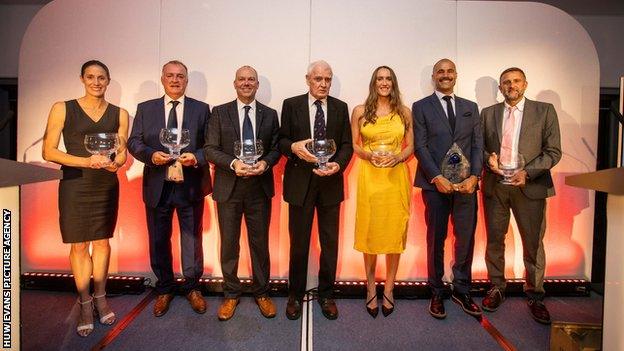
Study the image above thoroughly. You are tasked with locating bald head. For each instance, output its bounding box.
[432,58,457,95]
[234,65,259,104]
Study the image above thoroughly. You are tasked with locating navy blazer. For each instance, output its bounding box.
[412,93,483,190]
[128,96,212,207]
[204,100,280,202]
[278,93,353,207]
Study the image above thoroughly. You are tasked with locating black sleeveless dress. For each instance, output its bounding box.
[58,100,120,243]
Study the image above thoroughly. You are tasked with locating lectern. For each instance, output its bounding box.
[0,158,62,350]
[566,167,624,350]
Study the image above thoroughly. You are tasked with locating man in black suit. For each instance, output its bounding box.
[279,60,353,320]
[204,66,280,321]
[128,60,211,317]
[412,58,483,319]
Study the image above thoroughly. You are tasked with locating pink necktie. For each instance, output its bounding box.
[500,106,516,164]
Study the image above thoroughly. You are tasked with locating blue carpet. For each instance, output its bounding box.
[21,290,603,350]
[105,295,299,351]
[21,290,148,351]
[312,298,501,350]
[482,293,602,350]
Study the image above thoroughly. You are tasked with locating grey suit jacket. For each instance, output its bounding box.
[481,98,562,199]
[204,100,280,202]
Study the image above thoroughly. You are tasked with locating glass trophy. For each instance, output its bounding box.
[234,139,264,166]
[367,133,399,168]
[498,153,525,185]
[84,133,119,165]
[440,142,470,184]
[306,139,337,171]
[159,128,190,159]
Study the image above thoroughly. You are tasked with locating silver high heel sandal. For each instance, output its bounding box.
[93,293,116,325]
[76,298,94,337]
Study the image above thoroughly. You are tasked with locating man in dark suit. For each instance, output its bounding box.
[279,60,352,320]
[128,60,211,317]
[413,58,483,319]
[204,66,280,321]
[480,67,561,324]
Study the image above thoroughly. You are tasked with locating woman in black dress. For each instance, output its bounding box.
[42,60,129,337]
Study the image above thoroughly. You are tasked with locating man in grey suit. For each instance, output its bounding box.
[480,67,561,324]
[413,59,483,319]
[204,66,280,321]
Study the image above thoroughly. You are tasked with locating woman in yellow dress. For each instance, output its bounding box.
[351,66,413,317]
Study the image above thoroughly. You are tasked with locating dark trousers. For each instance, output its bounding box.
[484,184,546,300]
[422,189,477,295]
[288,176,340,300]
[216,178,271,298]
[146,182,204,295]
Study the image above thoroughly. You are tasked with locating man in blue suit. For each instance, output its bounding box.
[128,60,212,317]
[413,58,483,319]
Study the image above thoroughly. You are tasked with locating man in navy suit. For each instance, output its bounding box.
[128,60,211,317]
[204,66,280,321]
[413,58,483,319]
[279,60,353,320]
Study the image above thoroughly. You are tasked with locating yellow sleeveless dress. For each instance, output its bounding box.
[354,113,411,254]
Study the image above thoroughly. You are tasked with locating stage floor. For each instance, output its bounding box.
[21,289,602,350]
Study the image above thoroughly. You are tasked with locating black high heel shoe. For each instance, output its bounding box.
[366,294,378,318]
[382,293,395,317]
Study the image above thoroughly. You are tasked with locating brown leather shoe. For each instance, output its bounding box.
[286,296,302,320]
[482,287,505,312]
[255,296,276,318]
[217,298,239,321]
[153,293,174,317]
[528,298,551,324]
[318,298,338,320]
[186,290,207,314]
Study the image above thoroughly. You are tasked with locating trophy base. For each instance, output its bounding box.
[499,179,514,185]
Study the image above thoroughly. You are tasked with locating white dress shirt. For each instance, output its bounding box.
[164,94,185,128]
[434,90,456,119]
[502,97,525,158]
[236,99,257,141]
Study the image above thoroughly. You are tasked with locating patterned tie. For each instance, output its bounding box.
[167,100,180,129]
[500,106,517,164]
[442,95,455,133]
[242,105,253,141]
[313,100,326,140]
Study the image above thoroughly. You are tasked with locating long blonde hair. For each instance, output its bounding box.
[361,66,409,129]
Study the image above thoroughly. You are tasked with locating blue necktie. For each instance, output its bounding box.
[167,100,179,129]
[242,105,253,141]
[442,95,455,133]
[313,100,326,139]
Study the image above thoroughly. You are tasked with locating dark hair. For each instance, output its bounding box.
[499,67,526,82]
[81,60,110,79]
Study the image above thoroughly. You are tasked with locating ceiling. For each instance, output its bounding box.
[1,0,622,16]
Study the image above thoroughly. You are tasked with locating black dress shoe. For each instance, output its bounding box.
[482,287,505,312]
[381,294,395,317]
[286,297,302,320]
[318,298,338,320]
[451,291,482,316]
[365,294,378,318]
[429,294,446,319]
[527,298,551,324]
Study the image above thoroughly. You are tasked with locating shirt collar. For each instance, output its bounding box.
[504,97,525,112]
[236,99,256,111]
[164,94,185,106]
[308,93,327,108]
[434,90,455,101]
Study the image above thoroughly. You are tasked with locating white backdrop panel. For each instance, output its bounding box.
[17,0,598,282]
